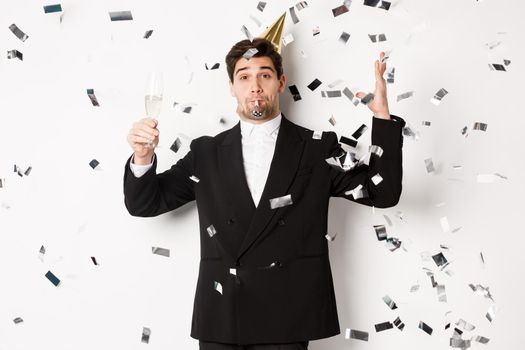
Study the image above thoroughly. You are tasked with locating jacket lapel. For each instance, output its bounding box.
[236,115,306,260]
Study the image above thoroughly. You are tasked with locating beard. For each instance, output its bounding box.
[237,98,276,121]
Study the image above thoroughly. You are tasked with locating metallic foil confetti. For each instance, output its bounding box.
[488,63,506,71]
[430,88,448,105]
[282,33,295,46]
[173,102,193,113]
[397,91,414,102]
[214,281,223,295]
[461,126,469,137]
[257,1,266,11]
[422,121,431,126]
[360,92,374,104]
[45,270,60,286]
[381,50,392,64]
[269,194,293,209]
[205,63,220,70]
[13,317,23,324]
[374,225,387,241]
[386,67,395,84]
[288,85,302,101]
[243,48,259,60]
[364,0,391,10]
[39,245,46,257]
[89,159,100,170]
[383,295,397,309]
[325,233,337,241]
[170,137,182,153]
[437,284,447,302]
[432,252,448,267]
[109,11,133,21]
[190,175,200,183]
[307,79,322,91]
[456,319,475,331]
[368,34,387,43]
[296,1,309,10]
[345,184,366,199]
[322,90,342,98]
[332,4,350,17]
[141,327,151,343]
[419,321,433,335]
[339,136,357,148]
[0,179,4,188]
[339,31,351,44]
[91,256,98,265]
[312,130,323,140]
[7,49,23,61]
[386,237,401,251]
[230,268,237,276]
[424,158,435,173]
[289,6,300,24]
[43,4,62,13]
[450,338,471,348]
[352,124,368,139]
[24,166,32,176]
[469,283,494,301]
[241,25,254,41]
[474,336,490,344]
[86,89,99,106]
[403,124,420,140]
[486,305,496,322]
[393,317,405,331]
[152,247,170,257]
[349,329,369,341]
[9,24,28,42]
[342,87,360,106]
[369,145,383,157]
[383,214,392,226]
[375,321,393,332]
[329,79,344,88]
[144,30,153,39]
[473,122,488,131]
[328,115,337,126]
[312,26,320,36]
[207,225,217,238]
[371,173,383,185]
[440,217,450,232]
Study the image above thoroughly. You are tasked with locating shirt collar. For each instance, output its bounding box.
[240,113,282,138]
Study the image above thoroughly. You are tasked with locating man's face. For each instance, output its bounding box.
[229,56,286,123]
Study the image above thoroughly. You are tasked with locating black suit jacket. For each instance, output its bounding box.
[123,114,405,345]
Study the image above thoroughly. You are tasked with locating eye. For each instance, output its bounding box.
[239,75,247,80]
[262,73,271,78]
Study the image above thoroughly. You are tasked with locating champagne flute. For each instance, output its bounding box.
[144,71,163,148]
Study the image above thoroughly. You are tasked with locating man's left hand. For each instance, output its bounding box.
[356,51,391,120]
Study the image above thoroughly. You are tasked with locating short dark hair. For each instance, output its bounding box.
[225,38,283,83]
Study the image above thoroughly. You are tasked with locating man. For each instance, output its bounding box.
[124,37,404,349]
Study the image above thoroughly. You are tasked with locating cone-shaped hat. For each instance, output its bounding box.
[258,12,286,54]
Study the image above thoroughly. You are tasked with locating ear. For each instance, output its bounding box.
[277,74,286,93]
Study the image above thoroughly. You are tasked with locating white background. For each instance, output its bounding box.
[1,0,524,349]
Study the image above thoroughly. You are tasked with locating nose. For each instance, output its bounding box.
[250,79,262,94]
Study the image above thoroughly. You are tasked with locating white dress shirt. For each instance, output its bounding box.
[130,114,282,208]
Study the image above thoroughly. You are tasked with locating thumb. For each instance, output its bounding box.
[355,91,365,99]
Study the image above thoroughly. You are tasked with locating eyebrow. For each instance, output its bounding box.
[235,65,275,76]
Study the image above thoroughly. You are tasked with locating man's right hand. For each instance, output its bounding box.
[127,117,159,164]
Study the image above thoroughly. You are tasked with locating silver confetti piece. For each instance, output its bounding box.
[488,63,506,71]
[437,284,447,302]
[207,225,217,238]
[325,233,337,241]
[375,321,393,332]
[241,25,254,41]
[89,159,100,170]
[86,89,100,107]
[214,281,223,295]
[473,122,488,131]
[328,79,344,88]
[397,91,414,102]
[257,1,266,11]
[456,319,475,331]
[425,158,435,173]
[432,252,448,267]
[430,88,448,105]
[91,256,98,265]
[24,166,32,176]
[364,0,391,10]
[45,270,61,287]
[152,247,170,257]
[474,336,490,344]
[374,225,387,241]
[381,50,392,64]
[345,184,365,199]
[144,30,153,39]
[468,283,494,301]
[7,49,23,61]
[109,11,133,21]
[450,338,471,348]
[419,321,433,335]
[141,327,151,343]
[289,6,300,24]
[393,317,405,331]
[371,173,383,186]
[230,268,237,276]
[9,24,29,42]
[170,137,182,153]
[403,124,420,140]
[322,90,342,98]
[339,31,351,44]
[296,1,309,10]
[386,67,395,84]
[385,237,401,251]
[243,48,259,60]
[0,179,4,188]
[312,26,320,36]
[486,305,496,322]
[269,194,293,209]
[332,4,349,17]
[43,4,62,13]
[352,124,368,139]
[410,284,420,292]
[368,33,387,43]
[312,130,323,139]
[422,121,431,126]
[190,175,200,183]
[369,145,383,157]
[13,317,23,324]
[328,115,337,126]
[347,329,369,341]
[282,34,295,46]
[383,214,392,226]
[360,92,374,104]
[382,295,397,309]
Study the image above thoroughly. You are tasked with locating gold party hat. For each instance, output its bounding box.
[258,12,286,54]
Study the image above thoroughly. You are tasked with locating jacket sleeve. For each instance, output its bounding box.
[123,140,196,217]
[328,115,405,208]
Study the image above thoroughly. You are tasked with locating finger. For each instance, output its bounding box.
[137,123,159,138]
[355,91,365,99]
[130,134,155,145]
[133,127,157,141]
